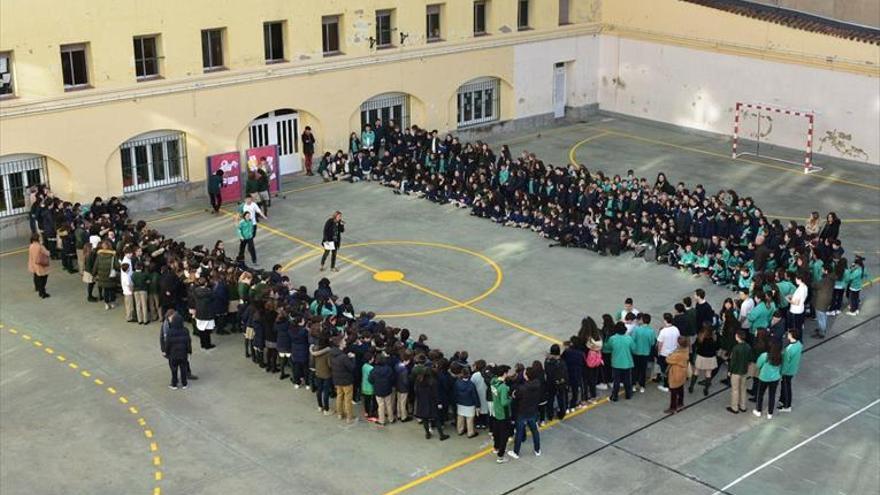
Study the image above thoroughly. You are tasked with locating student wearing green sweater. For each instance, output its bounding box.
[753,341,782,419]
[726,330,751,414]
[747,292,775,334]
[605,322,635,401]
[630,314,656,393]
[845,257,868,315]
[361,351,377,421]
[237,211,257,264]
[779,330,802,413]
[490,368,514,463]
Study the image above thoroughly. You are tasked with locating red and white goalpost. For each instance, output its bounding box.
[732,102,821,174]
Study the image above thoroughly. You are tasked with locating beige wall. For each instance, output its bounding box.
[750,0,880,28]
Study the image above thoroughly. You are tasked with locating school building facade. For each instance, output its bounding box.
[1,0,877,231]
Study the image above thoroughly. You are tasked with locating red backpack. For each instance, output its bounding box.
[586,349,604,368]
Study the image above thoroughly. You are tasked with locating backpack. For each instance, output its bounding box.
[586,349,604,368]
[546,359,567,387]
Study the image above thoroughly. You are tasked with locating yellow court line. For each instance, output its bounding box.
[383,398,609,495]
[568,131,611,166]
[0,247,28,258]
[283,240,506,319]
[587,128,880,192]
[280,180,343,195]
[230,211,560,344]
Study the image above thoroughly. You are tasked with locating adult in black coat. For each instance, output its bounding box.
[158,267,180,315]
[753,235,771,274]
[163,314,192,389]
[320,211,344,272]
[413,365,449,440]
[192,280,216,349]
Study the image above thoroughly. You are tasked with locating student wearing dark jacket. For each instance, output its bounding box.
[276,316,292,380]
[369,357,396,425]
[509,367,542,459]
[453,372,481,438]
[289,320,310,387]
[163,314,192,389]
[330,344,356,422]
[544,345,569,420]
[320,211,344,272]
[395,352,413,422]
[561,338,585,411]
[413,365,449,441]
[192,280,216,349]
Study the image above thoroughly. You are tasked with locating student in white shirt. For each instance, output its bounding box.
[120,262,136,323]
[656,313,680,392]
[618,297,640,322]
[788,273,808,340]
[239,196,266,238]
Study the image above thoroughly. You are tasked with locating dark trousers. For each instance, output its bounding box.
[209,192,222,212]
[552,386,568,419]
[321,248,337,269]
[779,375,794,408]
[568,374,583,408]
[611,368,633,400]
[792,312,805,341]
[33,274,48,296]
[657,356,669,387]
[492,419,513,457]
[291,362,306,385]
[849,290,861,312]
[198,330,212,349]
[669,386,684,410]
[363,394,377,417]
[314,377,332,411]
[513,416,540,454]
[633,354,649,388]
[830,288,845,312]
[238,238,256,263]
[169,358,188,387]
[584,366,599,400]
[756,379,779,414]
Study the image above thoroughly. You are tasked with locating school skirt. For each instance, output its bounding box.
[227,300,238,313]
[196,319,215,331]
[695,355,717,371]
[457,405,476,418]
[244,326,255,339]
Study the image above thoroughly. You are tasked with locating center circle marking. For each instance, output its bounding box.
[374,270,405,282]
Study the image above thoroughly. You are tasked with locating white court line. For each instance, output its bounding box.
[713,398,880,494]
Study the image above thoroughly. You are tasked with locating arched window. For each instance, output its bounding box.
[120,131,188,192]
[0,154,47,217]
[456,77,500,128]
[360,92,410,130]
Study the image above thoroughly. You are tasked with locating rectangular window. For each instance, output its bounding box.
[264,21,285,62]
[375,10,393,48]
[0,52,14,97]
[558,0,570,25]
[517,0,530,30]
[120,132,188,193]
[60,43,89,89]
[0,156,47,218]
[426,4,442,42]
[201,28,225,70]
[322,16,341,55]
[457,78,500,128]
[133,35,160,79]
[473,1,487,35]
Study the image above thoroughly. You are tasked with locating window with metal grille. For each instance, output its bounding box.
[517,0,530,30]
[0,52,13,97]
[0,155,47,218]
[457,78,500,128]
[474,1,488,35]
[201,28,225,70]
[360,93,410,130]
[426,4,443,42]
[322,16,341,55]
[264,21,285,62]
[120,132,188,193]
[376,10,394,48]
[60,43,89,89]
[133,35,160,79]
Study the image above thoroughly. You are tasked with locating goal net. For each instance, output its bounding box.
[732,102,820,174]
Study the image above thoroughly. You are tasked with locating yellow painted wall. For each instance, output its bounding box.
[602,0,880,73]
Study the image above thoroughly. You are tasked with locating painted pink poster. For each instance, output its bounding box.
[245,145,281,195]
[206,152,242,204]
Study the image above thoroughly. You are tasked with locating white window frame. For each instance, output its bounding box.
[457,77,500,128]
[322,15,342,56]
[120,131,188,193]
[60,43,90,89]
[0,155,47,218]
[264,21,286,63]
[133,35,161,80]
[0,51,14,97]
[375,10,394,48]
[426,4,443,42]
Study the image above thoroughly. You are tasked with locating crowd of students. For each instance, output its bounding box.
[21,119,872,464]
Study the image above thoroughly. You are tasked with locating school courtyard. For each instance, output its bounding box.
[1,115,878,495]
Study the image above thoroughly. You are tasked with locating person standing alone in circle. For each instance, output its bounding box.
[27,233,51,298]
[320,211,344,272]
[237,211,258,265]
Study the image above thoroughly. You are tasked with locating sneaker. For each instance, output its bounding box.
[323,410,331,416]
[596,384,608,390]
[535,450,542,457]
[507,451,520,459]
[779,407,792,413]
[182,385,188,390]
[657,386,669,392]
[639,387,646,394]
[496,457,509,464]
[846,310,859,316]
[752,410,761,417]
[168,385,178,390]
[294,384,301,389]
[767,414,773,420]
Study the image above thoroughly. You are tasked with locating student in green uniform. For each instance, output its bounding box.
[605,322,636,401]
[490,367,514,464]
[778,330,802,413]
[845,257,867,316]
[131,262,151,325]
[630,314,656,393]
[361,351,377,422]
[753,341,782,419]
